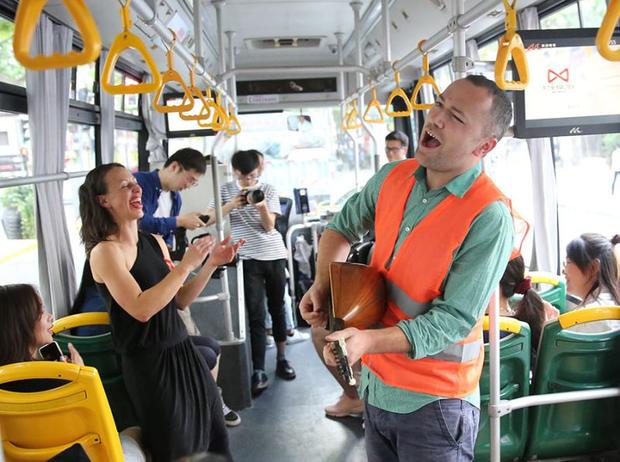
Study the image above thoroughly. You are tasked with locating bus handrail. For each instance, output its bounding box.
[152,29,195,114]
[384,68,413,117]
[410,40,441,110]
[101,0,161,95]
[197,88,228,131]
[494,0,529,90]
[596,0,620,61]
[13,0,101,71]
[225,105,242,135]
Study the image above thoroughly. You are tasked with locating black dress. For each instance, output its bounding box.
[97,232,231,462]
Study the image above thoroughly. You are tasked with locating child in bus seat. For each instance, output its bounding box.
[562,233,620,333]
[0,283,146,462]
[487,255,559,365]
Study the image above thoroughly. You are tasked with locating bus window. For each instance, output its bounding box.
[539,3,580,29]
[0,17,25,87]
[579,0,607,27]
[114,129,139,172]
[73,63,96,105]
[484,137,534,263]
[554,133,620,253]
[0,184,38,286]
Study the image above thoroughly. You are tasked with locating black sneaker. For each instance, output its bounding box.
[222,402,241,427]
[251,370,269,397]
[276,359,296,380]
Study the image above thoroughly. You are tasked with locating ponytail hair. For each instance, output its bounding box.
[500,255,546,347]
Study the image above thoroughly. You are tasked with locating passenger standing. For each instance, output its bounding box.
[300,75,514,462]
[79,163,242,462]
[208,149,296,397]
[134,147,208,250]
[384,130,409,162]
[313,130,410,418]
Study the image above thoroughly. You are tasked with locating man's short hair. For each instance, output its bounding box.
[164,148,207,174]
[464,75,513,141]
[231,149,262,175]
[385,130,409,149]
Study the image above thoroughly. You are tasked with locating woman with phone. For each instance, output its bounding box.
[0,284,82,369]
[79,163,242,462]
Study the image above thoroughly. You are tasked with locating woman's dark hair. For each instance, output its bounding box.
[71,260,96,316]
[566,233,620,305]
[500,255,546,348]
[79,163,124,256]
[0,284,43,366]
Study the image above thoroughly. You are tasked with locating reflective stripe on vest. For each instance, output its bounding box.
[386,280,431,318]
[429,339,483,362]
[363,159,507,398]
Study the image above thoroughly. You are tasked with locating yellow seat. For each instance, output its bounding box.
[0,362,123,461]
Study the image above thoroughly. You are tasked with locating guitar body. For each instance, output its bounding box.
[327,262,386,386]
[328,262,386,330]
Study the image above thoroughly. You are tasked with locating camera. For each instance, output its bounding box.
[242,189,265,204]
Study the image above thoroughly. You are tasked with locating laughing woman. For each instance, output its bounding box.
[79,163,242,462]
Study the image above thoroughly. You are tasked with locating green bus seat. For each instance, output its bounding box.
[52,313,137,431]
[475,316,531,462]
[525,307,620,460]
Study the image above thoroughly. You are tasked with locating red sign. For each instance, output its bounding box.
[547,68,569,83]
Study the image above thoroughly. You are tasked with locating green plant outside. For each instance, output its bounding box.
[0,185,35,239]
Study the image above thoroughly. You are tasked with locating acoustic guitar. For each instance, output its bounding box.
[327,261,386,385]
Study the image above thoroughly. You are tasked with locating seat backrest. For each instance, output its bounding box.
[275,197,293,242]
[525,307,620,460]
[527,271,567,313]
[53,313,137,431]
[475,316,531,462]
[0,362,124,461]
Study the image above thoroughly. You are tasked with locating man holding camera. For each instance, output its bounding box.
[208,149,296,396]
[134,147,208,249]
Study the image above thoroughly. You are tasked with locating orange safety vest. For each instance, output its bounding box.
[363,159,506,398]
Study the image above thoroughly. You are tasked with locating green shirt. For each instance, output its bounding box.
[327,161,513,414]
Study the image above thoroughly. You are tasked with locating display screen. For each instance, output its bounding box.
[513,28,620,138]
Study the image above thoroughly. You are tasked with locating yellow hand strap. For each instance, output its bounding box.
[13,0,101,70]
[225,105,242,135]
[102,0,161,95]
[410,40,441,110]
[384,68,413,117]
[596,0,620,61]
[495,0,529,90]
[179,60,212,121]
[363,88,384,123]
[342,100,362,130]
[152,30,195,114]
[198,90,228,131]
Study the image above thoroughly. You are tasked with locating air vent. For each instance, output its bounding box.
[246,37,325,50]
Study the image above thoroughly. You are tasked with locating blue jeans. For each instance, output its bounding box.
[364,399,479,462]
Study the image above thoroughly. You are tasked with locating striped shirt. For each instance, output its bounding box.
[216,181,288,261]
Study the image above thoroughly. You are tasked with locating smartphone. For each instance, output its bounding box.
[38,341,64,361]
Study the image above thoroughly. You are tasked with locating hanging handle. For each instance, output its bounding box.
[494,0,529,90]
[596,0,620,61]
[384,68,413,117]
[363,88,384,123]
[410,40,442,110]
[13,0,101,70]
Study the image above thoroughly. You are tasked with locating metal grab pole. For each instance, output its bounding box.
[489,289,501,462]
[453,0,468,79]
[210,131,237,343]
[130,0,234,106]
[342,0,502,107]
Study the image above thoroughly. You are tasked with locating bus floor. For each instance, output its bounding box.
[227,328,367,462]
